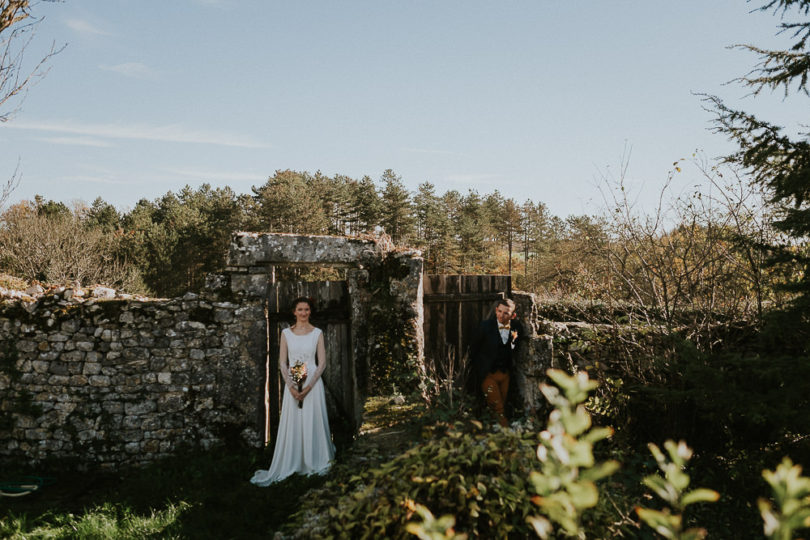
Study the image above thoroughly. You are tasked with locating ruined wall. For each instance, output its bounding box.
[509,293,758,415]
[0,288,264,469]
[0,232,426,469]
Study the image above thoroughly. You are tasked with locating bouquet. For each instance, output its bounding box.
[290,360,308,409]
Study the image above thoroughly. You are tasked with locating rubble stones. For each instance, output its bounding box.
[1,232,427,470]
[0,288,256,468]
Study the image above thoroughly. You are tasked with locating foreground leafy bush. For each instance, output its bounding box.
[759,458,810,540]
[635,440,719,539]
[527,369,619,539]
[284,421,541,539]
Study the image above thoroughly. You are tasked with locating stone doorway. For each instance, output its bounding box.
[264,279,353,446]
[224,232,424,446]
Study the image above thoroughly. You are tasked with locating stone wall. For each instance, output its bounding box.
[0,232,427,470]
[0,288,263,469]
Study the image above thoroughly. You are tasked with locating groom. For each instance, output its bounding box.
[471,298,523,427]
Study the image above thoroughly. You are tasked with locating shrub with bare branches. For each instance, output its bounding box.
[0,200,146,292]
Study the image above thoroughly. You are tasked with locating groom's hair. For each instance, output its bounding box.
[494,298,515,311]
[290,296,316,313]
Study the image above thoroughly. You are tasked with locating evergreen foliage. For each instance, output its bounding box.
[706,0,810,338]
[380,169,416,244]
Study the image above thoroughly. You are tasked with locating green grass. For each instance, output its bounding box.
[0,397,426,539]
[0,445,331,539]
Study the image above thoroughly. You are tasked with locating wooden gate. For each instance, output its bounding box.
[422,275,511,367]
[264,280,354,446]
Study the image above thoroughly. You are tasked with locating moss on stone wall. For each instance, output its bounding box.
[365,253,421,396]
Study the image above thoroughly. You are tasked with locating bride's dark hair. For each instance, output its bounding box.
[290,296,315,315]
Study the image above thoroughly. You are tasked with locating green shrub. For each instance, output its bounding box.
[526,369,619,539]
[285,421,541,539]
[635,440,719,539]
[758,457,810,540]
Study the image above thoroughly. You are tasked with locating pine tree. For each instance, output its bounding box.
[85,197,121,233]
[503,198,522,275]
[352,175,382,234]
[706,0,810,335]
[414,181,455,272]
[252,170,329,234]
[379,169,415,244]
[457,190,488,272]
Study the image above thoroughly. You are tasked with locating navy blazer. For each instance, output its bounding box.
[470,317,523,380]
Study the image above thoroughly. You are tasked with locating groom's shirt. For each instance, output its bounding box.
[498,323,510,344]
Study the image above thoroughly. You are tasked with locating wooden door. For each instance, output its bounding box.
[264,280,353,446]
[422,274,511,370]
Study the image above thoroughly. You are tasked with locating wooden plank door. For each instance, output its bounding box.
[264,280,352,446]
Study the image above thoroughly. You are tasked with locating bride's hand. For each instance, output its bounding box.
[300,385,312,399]
[289,386,301,400]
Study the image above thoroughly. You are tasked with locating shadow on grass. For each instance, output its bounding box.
[1,397,427,539]
[1,443,329,539]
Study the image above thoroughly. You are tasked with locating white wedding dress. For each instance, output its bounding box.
[250,327,335,486]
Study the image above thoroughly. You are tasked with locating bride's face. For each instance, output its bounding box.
[293,302,311,322]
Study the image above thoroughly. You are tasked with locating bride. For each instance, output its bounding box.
[250,297,335,486]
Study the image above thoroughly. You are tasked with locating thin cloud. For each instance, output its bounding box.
[444,173,502,185]
[164,167,264,183]
[402,147,463,156]
[65,19,112,37]
[38,136,114,148]
[7,119,272,149]
[63,174,129,185]
[99,62,153,79]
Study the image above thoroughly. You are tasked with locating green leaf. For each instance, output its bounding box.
[681,488,720,506]
[567,481,598,509]
[636,507,680,539]
[526,515,553,539]
[643,475,679,505]
[580,460,620,482]
[582,426,613,444]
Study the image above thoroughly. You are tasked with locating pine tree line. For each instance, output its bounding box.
[0,164,798,326]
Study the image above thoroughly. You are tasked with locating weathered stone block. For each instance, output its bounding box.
[61,319,80,333]
[222,333,240,348]
[213,309,233,323]
[49,362,68,375]
[15,340,36,352]
[125,441,141,453]
[69,375,88,386]
[62,350,85,362]
[83,362,102,376]
[177,321,206,331]
[124,401,156,415]
[102,401,123,414]
[89,375,111,386]
[142,439,160,453]
[31,360,49,373]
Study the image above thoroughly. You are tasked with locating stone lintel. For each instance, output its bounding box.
[228,232,379,267]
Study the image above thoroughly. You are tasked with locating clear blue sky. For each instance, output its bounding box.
[1,0,806,218]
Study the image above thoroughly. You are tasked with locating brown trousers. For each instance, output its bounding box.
[481,370,509,427]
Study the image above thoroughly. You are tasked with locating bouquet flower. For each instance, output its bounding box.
[290,360,308,409]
